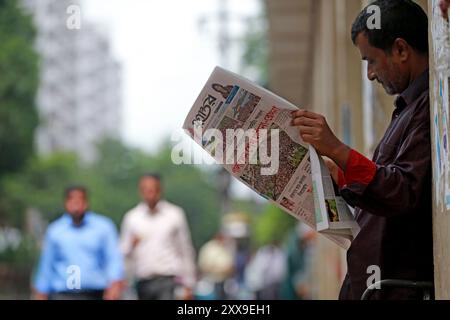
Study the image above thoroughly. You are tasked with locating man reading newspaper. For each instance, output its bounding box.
[291,0,433,300]
[183,67,360,250]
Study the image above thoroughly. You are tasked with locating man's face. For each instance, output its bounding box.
[355,32,408,95]
[65,190,88,219]
[139,177,161,208]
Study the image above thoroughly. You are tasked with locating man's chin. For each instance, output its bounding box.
[382,85,397,96]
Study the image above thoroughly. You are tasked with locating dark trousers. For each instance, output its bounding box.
[256,283,281,300]
[49,290,104,300]
[136,276,176,300]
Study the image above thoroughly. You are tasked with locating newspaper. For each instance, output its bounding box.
[183,67,360,249]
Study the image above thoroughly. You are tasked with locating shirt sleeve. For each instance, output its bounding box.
[176,211,197,288]
[341,120,431,217]
[338,149,377,189]
[119,214,134,257]
[33,230,55,294]
[104,221,124,284]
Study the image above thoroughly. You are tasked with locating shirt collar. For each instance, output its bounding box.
[395,69,429,111]
[63,211,91,227]
[140,200,165,215]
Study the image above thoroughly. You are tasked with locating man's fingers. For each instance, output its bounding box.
[291,116,320,127]
[441,0,450,9]
[297,125,316,135]
[441,0,450,19]
[299,126,317,137]
[300,133,314,143]
[291,109,320,120]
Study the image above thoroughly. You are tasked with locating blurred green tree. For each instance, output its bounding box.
[0,0,39,177]
[0,153,80,226]
[240,8,269,87]
[253,204,296,247]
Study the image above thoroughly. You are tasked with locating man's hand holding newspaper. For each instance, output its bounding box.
[291,110,352,171]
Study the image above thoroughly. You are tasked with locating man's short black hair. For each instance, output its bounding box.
[351,0,428,54]
[64,185,88,199]
[140,173,162,182]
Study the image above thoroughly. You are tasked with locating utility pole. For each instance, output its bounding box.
[216,0,232,216]
[198,0,252,215]
[218,0,230,67]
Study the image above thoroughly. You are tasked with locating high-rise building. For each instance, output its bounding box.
[21,0,121,162]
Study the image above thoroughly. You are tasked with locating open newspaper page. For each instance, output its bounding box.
[183,66,355,249]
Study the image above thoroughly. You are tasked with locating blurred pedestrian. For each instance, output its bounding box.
[33,186,124,300]
[197,232,234,300]
[245,241,286,300]
[234,238,250,290]
[120,173,196,300]
[280,223,315,300]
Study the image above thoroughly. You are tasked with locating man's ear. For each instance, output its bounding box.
[392,38,410,62]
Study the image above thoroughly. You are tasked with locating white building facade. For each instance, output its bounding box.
[21,0,121,162]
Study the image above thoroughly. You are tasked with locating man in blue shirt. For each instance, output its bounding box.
[33,186,124,300]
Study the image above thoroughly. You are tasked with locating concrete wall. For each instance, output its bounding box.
[266,0,366,299]
[428,0,450,300]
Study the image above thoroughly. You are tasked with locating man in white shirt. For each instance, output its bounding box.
[120,173,196,300]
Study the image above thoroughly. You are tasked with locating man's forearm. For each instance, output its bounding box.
[328,142,351,171]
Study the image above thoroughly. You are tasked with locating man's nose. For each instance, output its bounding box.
[367,66,376,81]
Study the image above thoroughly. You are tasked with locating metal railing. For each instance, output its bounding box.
[361,280,434,300]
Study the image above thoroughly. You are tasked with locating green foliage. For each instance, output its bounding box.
[0,233,39,268]
[0,0,39,176]
[0,153,79,226]
[253,204,296,247]
[230,197,265,217]
[240,8,269,86]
